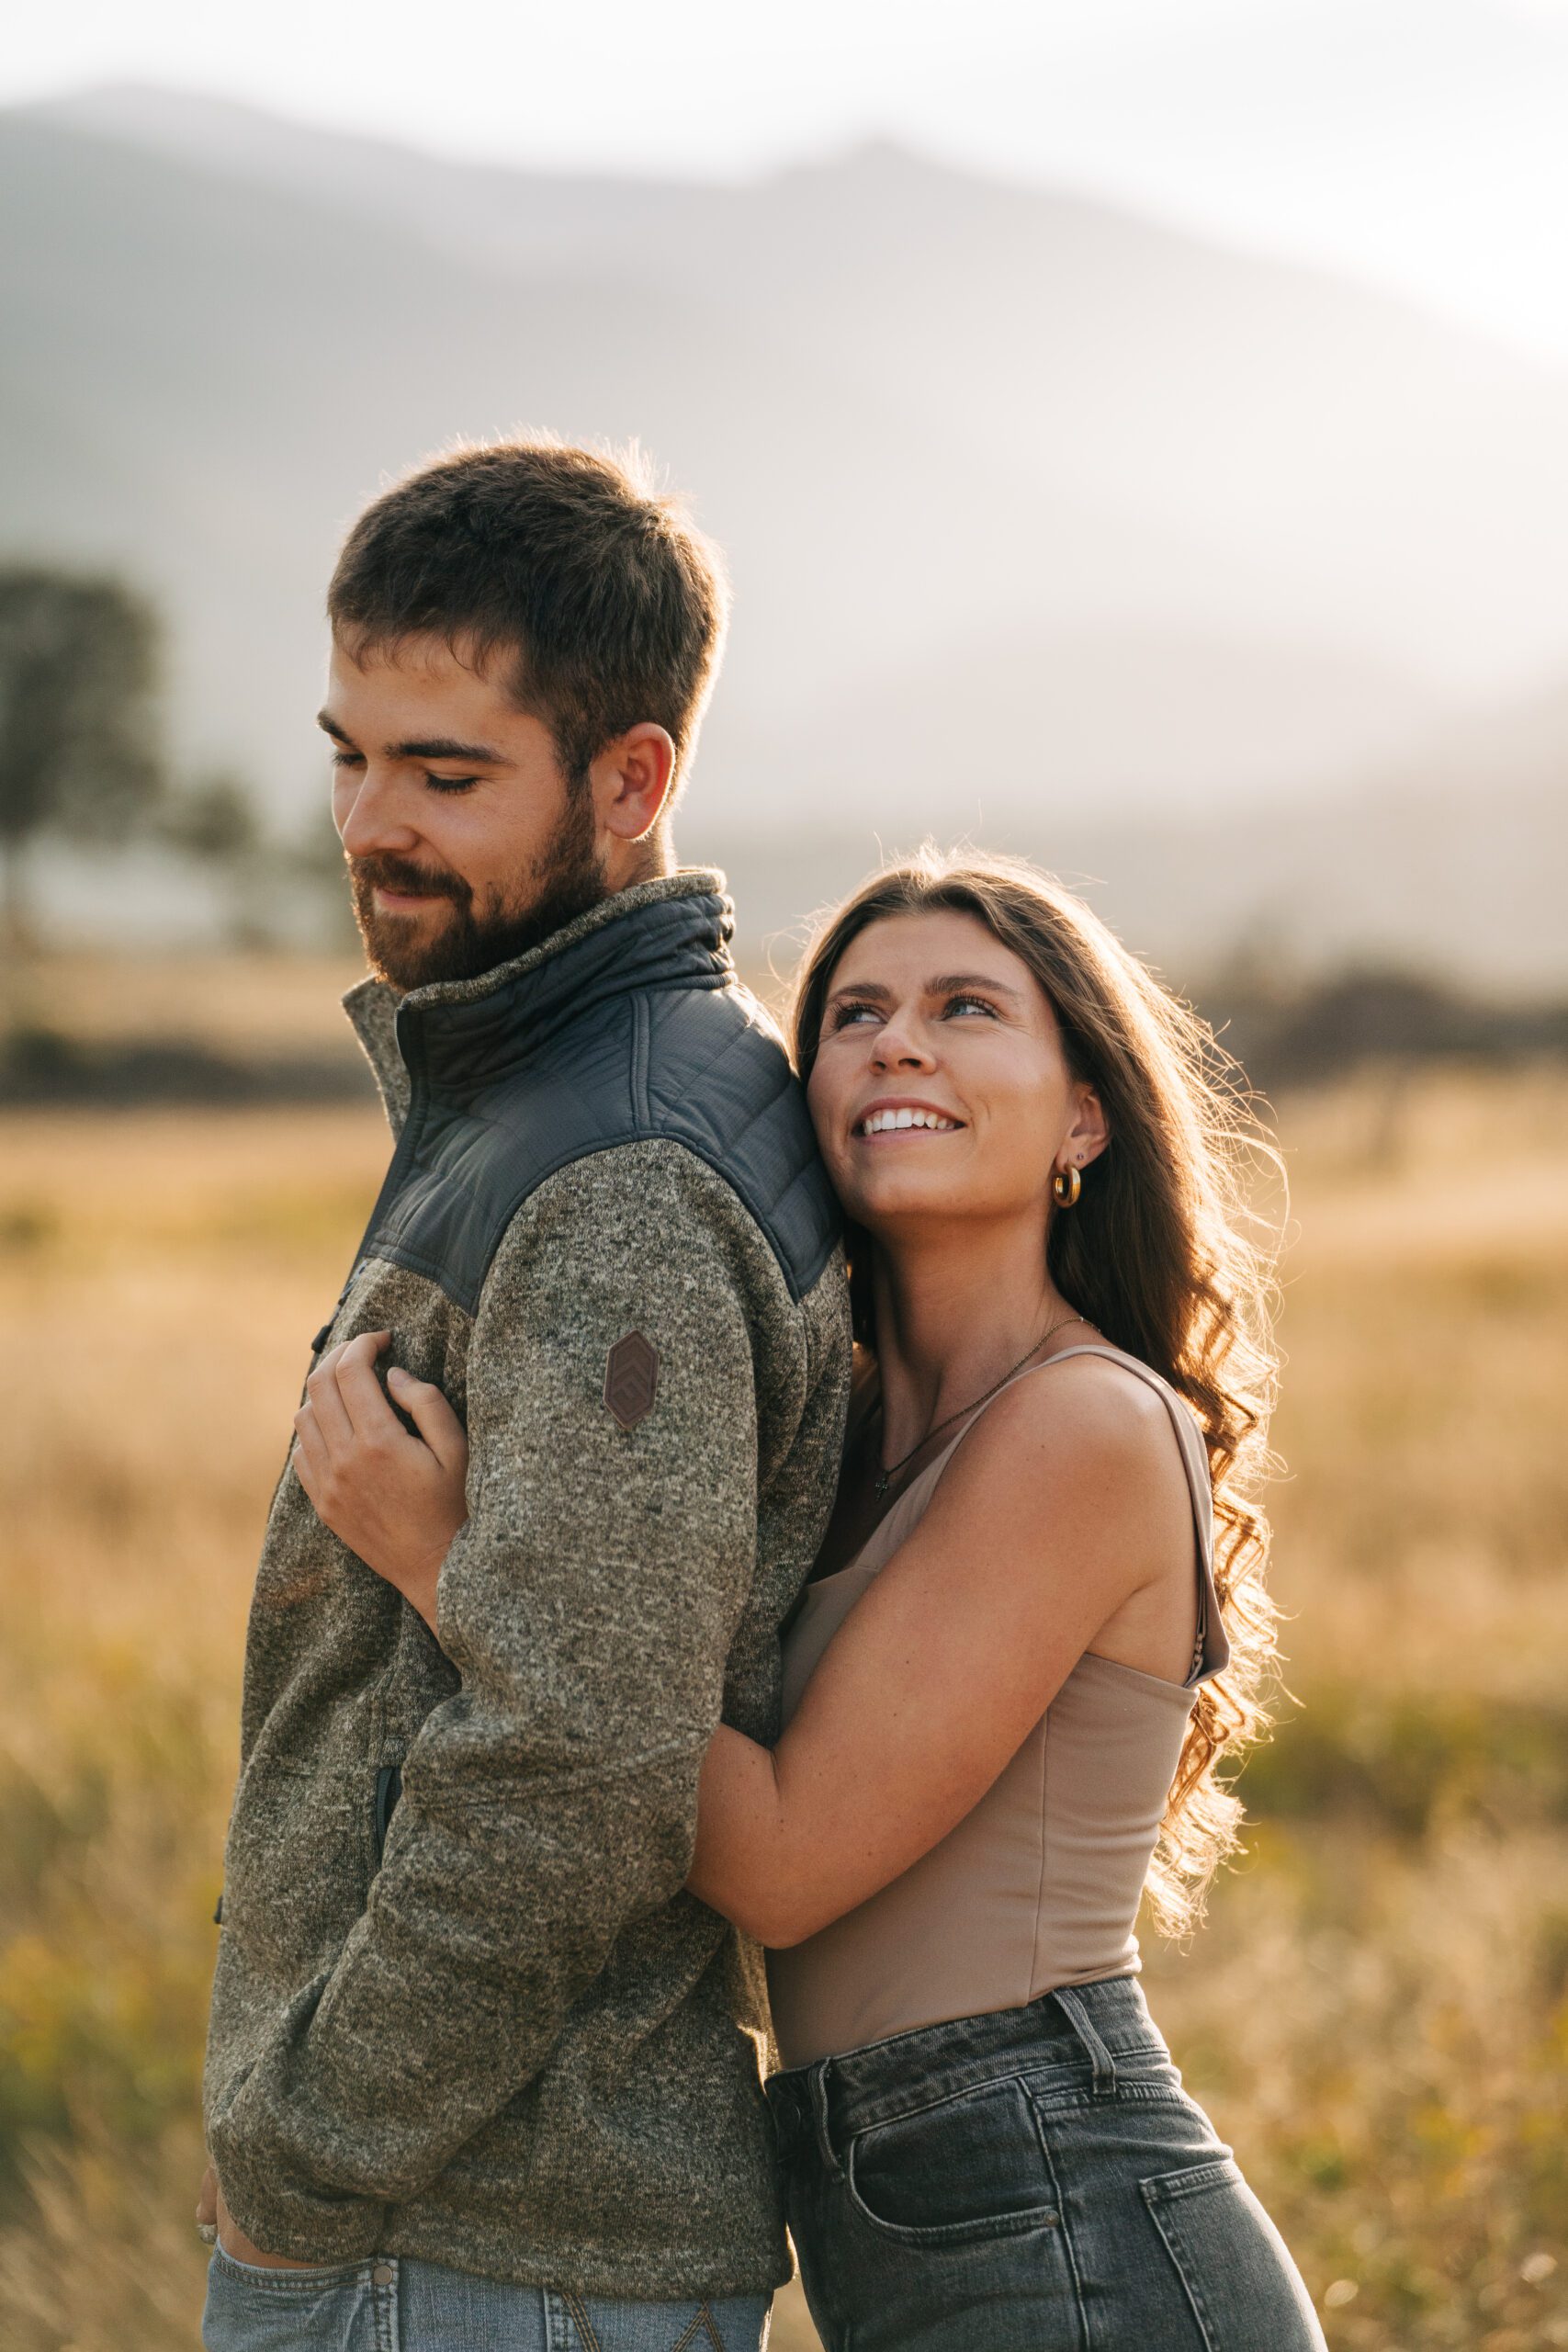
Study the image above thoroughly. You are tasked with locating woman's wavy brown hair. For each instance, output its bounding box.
[792,847,1285,1934]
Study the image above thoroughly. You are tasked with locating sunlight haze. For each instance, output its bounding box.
[10,0,1568,357]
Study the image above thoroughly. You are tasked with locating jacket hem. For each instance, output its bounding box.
[378,2211,792,2301]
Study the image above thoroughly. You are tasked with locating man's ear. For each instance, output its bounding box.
[592,724,677,843]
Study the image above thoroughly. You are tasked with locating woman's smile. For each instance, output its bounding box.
[852,1097,966,1140]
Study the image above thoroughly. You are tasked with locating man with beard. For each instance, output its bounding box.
[197,439,850,2349]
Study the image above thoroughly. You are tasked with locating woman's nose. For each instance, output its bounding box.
[871,1021,934,1071]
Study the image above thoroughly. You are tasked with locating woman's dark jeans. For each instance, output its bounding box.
[766,1975,1326,2351]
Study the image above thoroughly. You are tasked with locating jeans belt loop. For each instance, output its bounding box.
[1051,1984,1119,2098]
[807,2060,845,2179]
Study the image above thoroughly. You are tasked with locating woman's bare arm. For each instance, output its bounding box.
[685,1359,1193,1946]
[289,1340,1194,1953]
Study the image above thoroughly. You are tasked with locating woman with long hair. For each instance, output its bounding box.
[306,850,1325,2349]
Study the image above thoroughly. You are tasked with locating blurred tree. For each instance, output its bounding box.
[0,567,164,945]
[156,771,259,867]
[156,770,269,948]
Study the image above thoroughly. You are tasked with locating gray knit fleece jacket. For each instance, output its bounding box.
[202,873,850,2297]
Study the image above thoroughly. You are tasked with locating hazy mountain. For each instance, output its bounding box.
[35,84,1568,697]
[3,88,1567,978]
[2,106,1349,820]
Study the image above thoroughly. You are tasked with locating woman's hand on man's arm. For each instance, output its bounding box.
[290,1329,470,1634]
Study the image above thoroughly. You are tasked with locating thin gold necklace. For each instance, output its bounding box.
[873,1311,1094,1501]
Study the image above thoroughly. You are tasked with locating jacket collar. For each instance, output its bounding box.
[343,869,734,1120]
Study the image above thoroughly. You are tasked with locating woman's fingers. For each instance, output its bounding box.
[334,1331,391,1378]
[303,1330,388,1445]
[290,1402,328,1499]
[387,1367,468,1474]
[303,1351,355,1449]
[333,1334,402,1440]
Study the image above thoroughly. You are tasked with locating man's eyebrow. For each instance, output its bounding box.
[388,736,509,764]
[313,712,508,765]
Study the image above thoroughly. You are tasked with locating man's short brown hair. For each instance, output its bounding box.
[328,436,729,789]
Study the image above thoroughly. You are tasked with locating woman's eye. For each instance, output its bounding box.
[943,993,997,1018]
[423,774,479,796]
[832,1001,882,1028]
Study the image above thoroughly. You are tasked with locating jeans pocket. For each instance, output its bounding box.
[203,2246,373,2352]
[1139,2158,1327,2352]
[845,2074,1061,2246]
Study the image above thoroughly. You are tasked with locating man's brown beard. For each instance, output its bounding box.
[349,789,607,992]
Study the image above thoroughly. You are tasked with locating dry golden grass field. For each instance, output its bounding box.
[1,1001,1565,2348]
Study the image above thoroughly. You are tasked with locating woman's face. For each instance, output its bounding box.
[807,908,1103,1243]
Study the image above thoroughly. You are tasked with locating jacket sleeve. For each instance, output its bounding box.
[209,1141,783,2259]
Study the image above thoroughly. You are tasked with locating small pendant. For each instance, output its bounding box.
[874,1471,890,1502]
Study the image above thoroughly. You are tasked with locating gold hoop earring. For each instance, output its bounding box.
[1051,1163,1082,1209]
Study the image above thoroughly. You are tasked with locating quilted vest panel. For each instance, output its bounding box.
[344,888,840,1319]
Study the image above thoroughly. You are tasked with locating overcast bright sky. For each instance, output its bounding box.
[11,0,1568,360]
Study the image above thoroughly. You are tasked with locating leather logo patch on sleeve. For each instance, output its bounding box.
[604,1331,660,1431]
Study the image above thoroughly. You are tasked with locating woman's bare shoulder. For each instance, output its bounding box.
[990,1344,1171,1438]
[938,1346,1185,1521]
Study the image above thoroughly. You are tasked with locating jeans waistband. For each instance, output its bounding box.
[765,1976,1168,2166]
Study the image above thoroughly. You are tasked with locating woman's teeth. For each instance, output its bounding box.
[858,1108,960,1136]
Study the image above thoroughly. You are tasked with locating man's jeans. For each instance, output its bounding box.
[202,2248,771,2351]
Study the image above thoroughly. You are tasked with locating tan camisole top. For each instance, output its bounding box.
[766,1343,1230,2068]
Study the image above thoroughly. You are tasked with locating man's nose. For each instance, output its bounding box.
[336,768,422,860]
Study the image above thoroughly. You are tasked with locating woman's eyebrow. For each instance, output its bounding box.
[827,980,893,1005]
[928,971,1025,1001]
